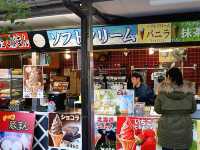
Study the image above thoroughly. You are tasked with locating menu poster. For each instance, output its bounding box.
[48,113,81,149]
[0,111,35,150]
[94,89,134,115]
[137,23,171,43]
[95,115,117,150]
[23,65,44,98]
[50,75,70,92]
[190,120,200,150]
[116,116,161,150]
[159,49,175,63]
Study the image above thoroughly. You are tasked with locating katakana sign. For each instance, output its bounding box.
[137,23,171,43]
[47,25,137,47]
[172,21,200,42]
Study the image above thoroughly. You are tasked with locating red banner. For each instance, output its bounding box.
[0,111,35,150]
[0,32,31,50]
[0,111,35,134]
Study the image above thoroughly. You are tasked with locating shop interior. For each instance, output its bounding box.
[0,47,199,112]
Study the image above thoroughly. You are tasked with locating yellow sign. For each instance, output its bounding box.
[159,50,175,63]
[137,23,171,43]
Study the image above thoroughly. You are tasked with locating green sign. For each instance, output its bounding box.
[172,21,200,42]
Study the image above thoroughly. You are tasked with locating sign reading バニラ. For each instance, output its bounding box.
[47,25,137,47]
[137,23,171,43]
[172,21,200,42]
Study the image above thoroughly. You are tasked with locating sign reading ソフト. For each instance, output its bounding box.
[0,111,35,150]
[0,32,31,50]
[47,25,137,47]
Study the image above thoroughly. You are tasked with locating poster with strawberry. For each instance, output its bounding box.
[95,115,117,150]
[116,116,161,150]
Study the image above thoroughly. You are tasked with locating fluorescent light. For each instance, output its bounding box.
[159,48,173,52]
[150,0,199,6]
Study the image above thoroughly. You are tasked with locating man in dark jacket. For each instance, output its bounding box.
[131,72,154,105]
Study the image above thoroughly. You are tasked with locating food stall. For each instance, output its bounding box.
[0,20,200,150]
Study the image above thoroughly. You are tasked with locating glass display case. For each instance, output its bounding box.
[0,69,23,108]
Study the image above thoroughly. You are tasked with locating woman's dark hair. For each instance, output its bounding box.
[166,67,183,86]
[131,72,143,82]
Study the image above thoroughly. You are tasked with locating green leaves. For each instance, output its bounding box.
[0,0,30,34]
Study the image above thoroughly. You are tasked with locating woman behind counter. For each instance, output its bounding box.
[154,67,196,150]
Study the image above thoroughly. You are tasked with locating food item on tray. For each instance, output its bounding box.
[12,69,22,75]
[63,126,80,142]
[49,114,63,147]
[0,89,10,94]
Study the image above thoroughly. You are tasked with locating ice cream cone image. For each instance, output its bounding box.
[49,132,63,147]
[140,28,145,40]
[49,114,63,147]
[119,138,135,150]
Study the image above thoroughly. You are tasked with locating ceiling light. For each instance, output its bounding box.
[64,53,71,60]
[149,48,155,55]
[150,0,199,6]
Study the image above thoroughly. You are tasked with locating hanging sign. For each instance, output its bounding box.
[47,25,137,47]
[137,23,171,43]
[0,32,31,50]
[172,21,200,42]
[23,65,44,98]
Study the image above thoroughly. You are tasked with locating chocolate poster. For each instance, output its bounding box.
[95,115,117,150]
[0,111,35,150]
[23,65,44,98]
[116,116,161,150]
[48,113,81,149]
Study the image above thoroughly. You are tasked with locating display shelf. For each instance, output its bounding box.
[0,69,22,108]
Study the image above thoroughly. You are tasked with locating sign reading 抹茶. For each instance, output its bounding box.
[172,21,200,42]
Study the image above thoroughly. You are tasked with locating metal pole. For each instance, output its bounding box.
[80,0,94,150]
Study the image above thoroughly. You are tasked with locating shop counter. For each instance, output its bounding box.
[1,108,199,150]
